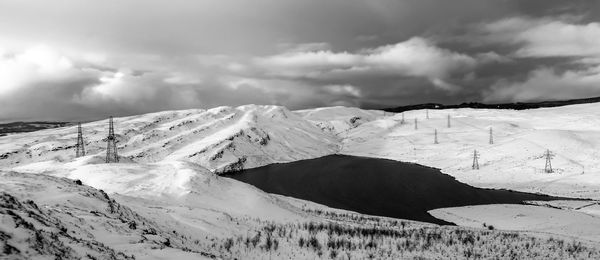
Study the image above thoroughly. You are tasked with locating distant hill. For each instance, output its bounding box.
[384,96,600,113]
[4,96,600,136]
[0,121,69,136]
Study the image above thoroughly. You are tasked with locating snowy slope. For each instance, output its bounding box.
[3,102,600,199]
[3,103,600,258]
[0,161,322,259]
[0,171,215,259]
[3,102,600,203]
[0,105,341,258]
[0,105,339,173]
[5,166,598,259]
[295,106,383,135]
[327,103,600,199]
[13,160,308,223]
[429,203,600,243]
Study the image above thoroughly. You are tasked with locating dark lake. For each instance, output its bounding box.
[227,155,560,225]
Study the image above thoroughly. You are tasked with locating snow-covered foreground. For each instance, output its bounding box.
[2,103,600,258]
[429,202,600,243]
[3,170,600,259]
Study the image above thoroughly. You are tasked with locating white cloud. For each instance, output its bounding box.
[482,17,600,58]
[323,84,362,97]
[256,50,358,78]
[0,44,367,120]
[478,16,600,102]
[0,45,242,120]
[476,52,512,63]
[276,42,332,53]
[80,71,159,104]
[484,66,600,102]
[163,72,203,85]
[0,45,78,95]
[256,37,479,90]
[363,37,476,78]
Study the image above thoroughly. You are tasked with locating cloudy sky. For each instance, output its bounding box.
[1,0,600,121]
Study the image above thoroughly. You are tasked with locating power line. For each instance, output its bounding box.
[544,149,554,173]
[105,116,119,163]
[472,150,480,170]
[75,122,85,158]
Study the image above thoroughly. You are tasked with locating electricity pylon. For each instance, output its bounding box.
[75,122,85,157]
[472,150,480,170]
[447,114,451,128]
[489,127,493,144]
[544,149,554,173]
[434,129,438,144]
[414,118,418,130]
[105,116,119,163]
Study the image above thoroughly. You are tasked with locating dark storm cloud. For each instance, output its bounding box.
[1,0,600,120]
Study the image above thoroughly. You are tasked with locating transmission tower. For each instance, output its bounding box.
[105,116,119,163]
[544,149,554,173]
[75,122,85,157]
[414,118,418,130]
[472,150,480,170]
[447,114,451,128]
[489,127,493,144]
[434,129,438,144]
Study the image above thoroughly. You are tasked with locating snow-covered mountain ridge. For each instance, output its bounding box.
[3,103,600,258]
[0,105,339,173]
[3,103,600,199]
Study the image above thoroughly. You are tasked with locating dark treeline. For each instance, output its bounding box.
[0,122,69,136]
[384,96,600,113]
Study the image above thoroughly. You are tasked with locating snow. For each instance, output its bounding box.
[429,203,600,244]
[11,102,600,200]
[3,103,600,258]
[0,105,339,173]
[0,171,214,259]
[11,159,306,222]
[295,106,383,135]
[331,103,600,199]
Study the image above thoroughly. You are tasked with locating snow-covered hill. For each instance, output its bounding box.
[0,171,216,259]
[331,103,600,199]
[0,105,339,173]
[3,103,600,258]
[0,105,344,258]
[295,106,383,135]
[3,169,599,259]
[2,102,600,202]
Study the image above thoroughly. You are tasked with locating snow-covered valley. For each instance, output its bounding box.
[2,103,600,259]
